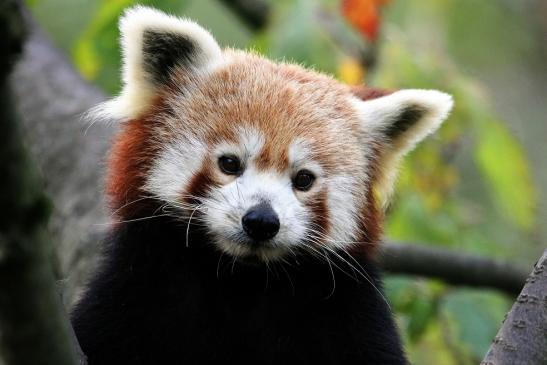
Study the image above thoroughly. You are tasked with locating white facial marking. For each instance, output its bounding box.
[203,167,309,260]
[197,129,309,260]
[288,138,323,176]
[214,127,265,162]
[289,139,362,250]
[325,174,362,248]
[144,136,207,203]
[147,128,372,261]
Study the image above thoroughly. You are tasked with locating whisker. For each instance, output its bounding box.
[320,247,336,299]
[304,232,392,310]
[230,257,237,275]
[94,213,177,226]
[216,252,225,279]
[278,260,295,296]
[185,204,202,248]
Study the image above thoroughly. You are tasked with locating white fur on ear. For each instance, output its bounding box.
[97,6,223,121]
[353,89,453,205]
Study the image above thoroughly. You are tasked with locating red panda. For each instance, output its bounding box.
[71,6,453,365]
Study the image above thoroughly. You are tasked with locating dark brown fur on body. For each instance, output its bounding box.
[71,216,407,365]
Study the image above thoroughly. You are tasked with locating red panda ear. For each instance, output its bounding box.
[353,89,454,205]
[96,6,222,121]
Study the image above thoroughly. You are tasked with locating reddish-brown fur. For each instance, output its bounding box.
[307,188,331,239]
[350,85,394,101]
[355,176,384,258]
[106,117,158,219]
[184,163,217,205]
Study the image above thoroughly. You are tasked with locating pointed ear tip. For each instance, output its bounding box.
[118,6,221,58]
[119,5,165,35]
[402,89,454,115]
[119,6,208,35]
[427,90,453,115]
[428,89,453,104]
[434,91,454,118]
[120,5,161,25]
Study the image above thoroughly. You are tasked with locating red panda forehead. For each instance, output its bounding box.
[162,54,365,172]
[167,52,360,128]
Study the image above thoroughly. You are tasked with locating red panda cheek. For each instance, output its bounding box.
[304,189,330,239]
[106,119,158,218]
[350,192,383,259]
[351,150,384,259]
[183,161,218,205]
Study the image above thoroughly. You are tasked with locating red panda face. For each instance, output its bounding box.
[100,7,453,262]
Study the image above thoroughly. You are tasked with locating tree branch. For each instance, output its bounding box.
[0,1,79,364]
[379,242,529,296]
[481,249,547,365]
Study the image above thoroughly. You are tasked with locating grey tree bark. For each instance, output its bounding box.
[0,1,80,364]
[481,249,547,365]
[11,13,112,307]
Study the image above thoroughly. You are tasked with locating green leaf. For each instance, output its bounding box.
[407,295,437,341]
[72,0,190,94]
[73,0,138,92]
[440,289,510,361]
[384,277,444,341]
[474,118,537,230]
[408,321,460,365]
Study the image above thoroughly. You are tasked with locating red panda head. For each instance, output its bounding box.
[98,6,453,261]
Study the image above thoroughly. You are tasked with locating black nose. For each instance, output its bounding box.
[242,203,280,241]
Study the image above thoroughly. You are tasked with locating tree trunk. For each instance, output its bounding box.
[0,2,80,364]
[11,12,112,307]
[481,249,547,365]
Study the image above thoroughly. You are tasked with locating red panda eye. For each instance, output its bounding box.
[293,170,315,191]
[218,155,242,175]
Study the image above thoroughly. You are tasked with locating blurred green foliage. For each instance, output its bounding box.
[28,0,546,363]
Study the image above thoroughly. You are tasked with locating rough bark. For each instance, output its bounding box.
[0,1,80,364]
[11,12,112,306]
[480,249,547,365]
